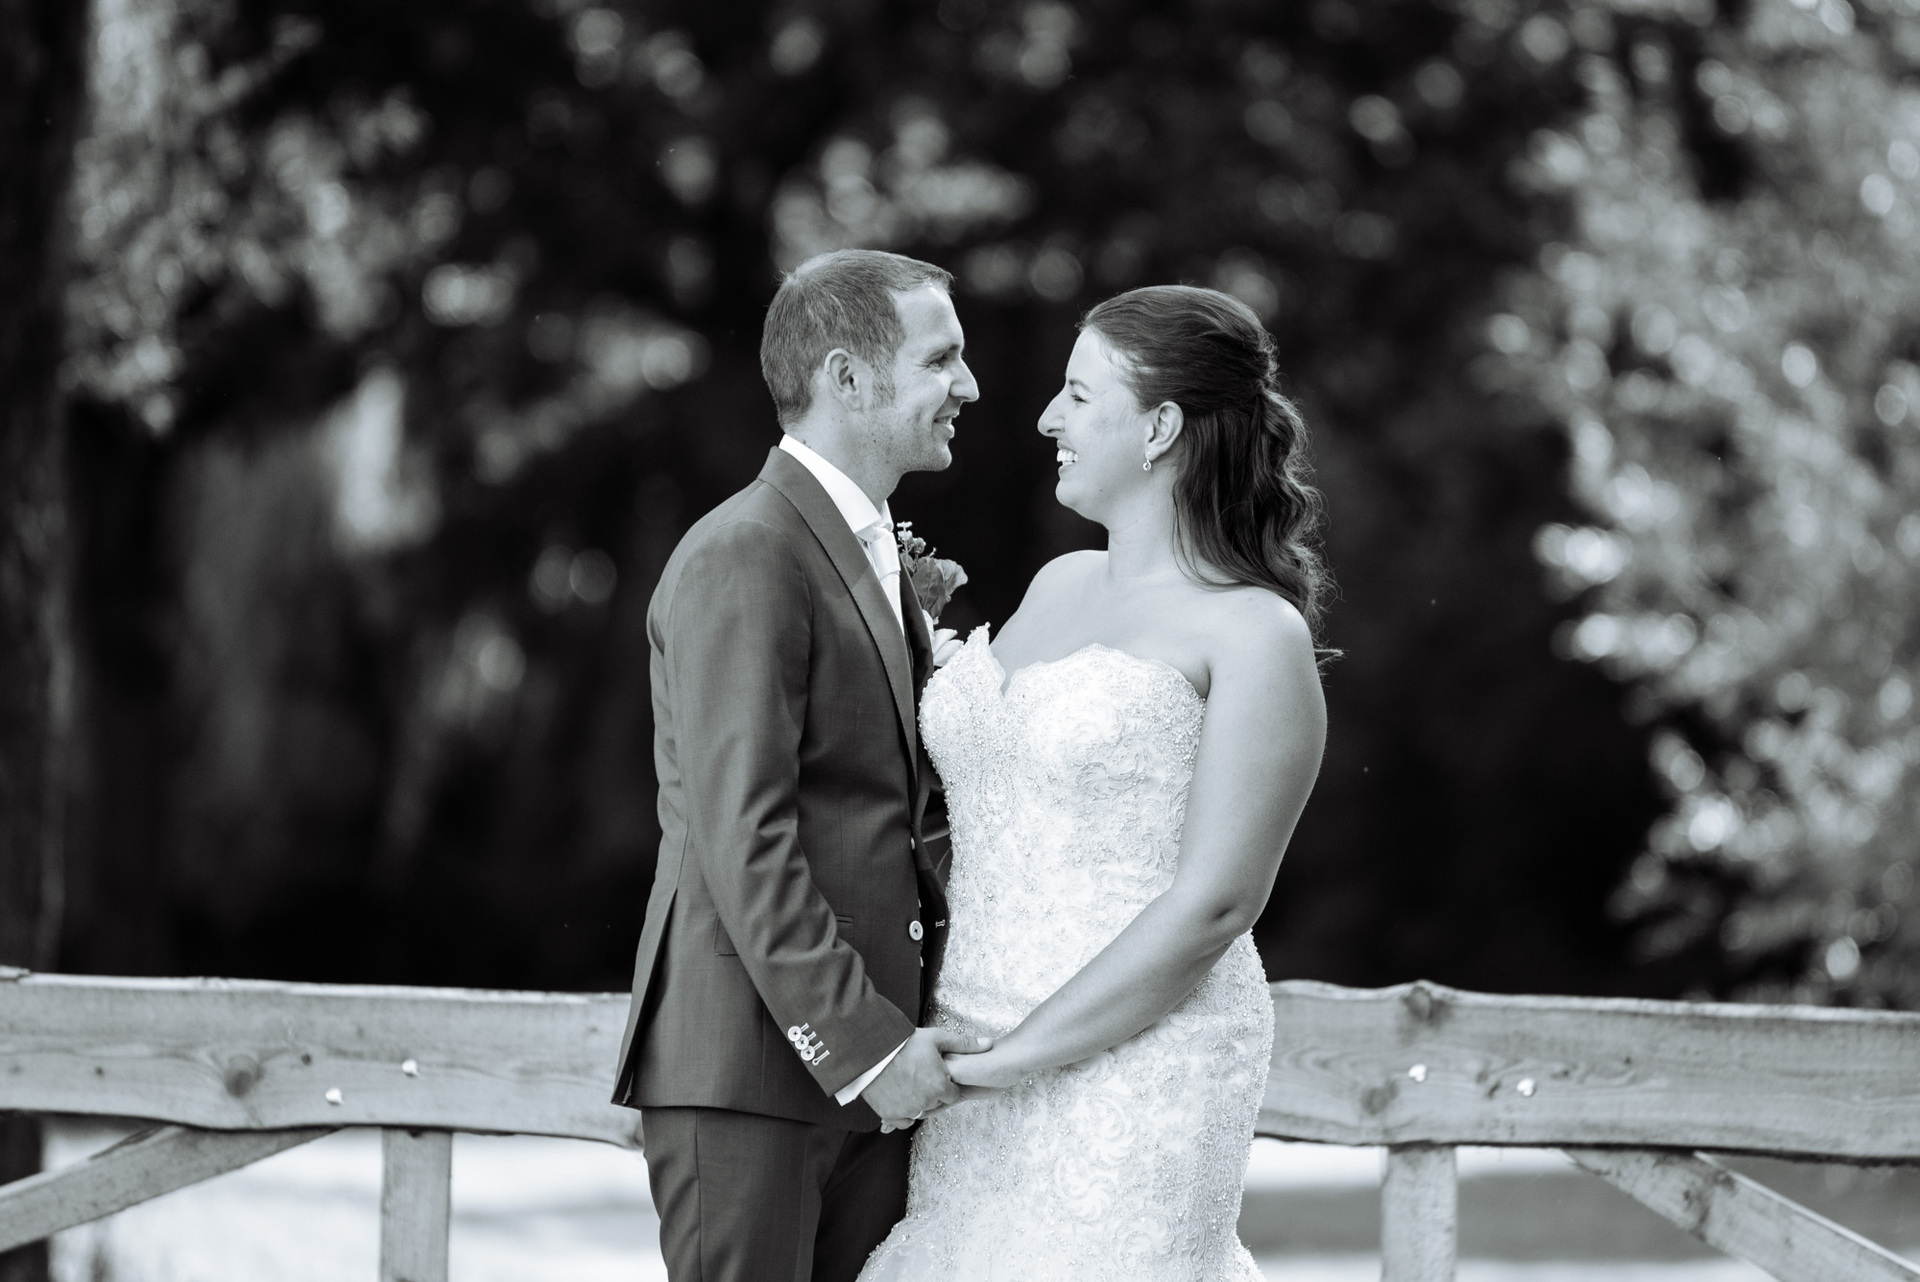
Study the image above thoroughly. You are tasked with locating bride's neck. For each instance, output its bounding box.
[1102,499,1182,582]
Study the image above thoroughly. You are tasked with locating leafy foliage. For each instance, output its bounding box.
[1494,0,1920,1003]
[62,0,1691,995]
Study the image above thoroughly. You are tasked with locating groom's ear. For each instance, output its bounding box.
[821,348,868,410]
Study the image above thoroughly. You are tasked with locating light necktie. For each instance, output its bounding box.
[856,519,906,635]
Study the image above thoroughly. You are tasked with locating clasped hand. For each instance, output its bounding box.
[938,1042,1028,1091]
[930,625,963,667]
[863,1026,994,1133]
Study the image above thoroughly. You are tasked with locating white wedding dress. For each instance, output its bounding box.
[859,627,1273,1281]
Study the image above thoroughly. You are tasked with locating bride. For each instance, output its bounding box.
[859,285,1329,1280]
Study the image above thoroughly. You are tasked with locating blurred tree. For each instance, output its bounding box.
[61,0,1678,1000]
[0,0,86,1274]
[1496,0,1920,1003]
[63,0,747,986]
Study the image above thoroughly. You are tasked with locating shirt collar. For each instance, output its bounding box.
[779,434,893,536]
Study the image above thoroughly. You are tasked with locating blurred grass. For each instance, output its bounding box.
[43,1124,1920,1280]
[1241,1157,1920,1261]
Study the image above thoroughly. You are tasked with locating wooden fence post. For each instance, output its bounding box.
[379,1129,451,1282]
[1381,1142,1456,1282]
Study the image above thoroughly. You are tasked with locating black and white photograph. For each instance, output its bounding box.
[2,0,1918,1278]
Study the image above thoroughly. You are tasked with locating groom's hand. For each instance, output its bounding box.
[864,1027,991,1132]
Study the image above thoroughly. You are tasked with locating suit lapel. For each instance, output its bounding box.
[760,449,920,769]
[901,571,938,829]
[904,567,952,988]
[901,570,932,694]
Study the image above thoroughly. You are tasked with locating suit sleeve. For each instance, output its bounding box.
[663,518,915,1098]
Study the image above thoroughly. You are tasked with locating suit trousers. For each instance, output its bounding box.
[642,1106,911,1282]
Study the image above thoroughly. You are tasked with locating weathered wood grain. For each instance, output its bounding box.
[1565,1147,1920,1281]
[5,973,1919,1158]
[1257,980,1920,1158]
[0,1124,328,1252]
[1381,1143,1456,1282]
[0,972,644,1147]
[380,1129,451,1282]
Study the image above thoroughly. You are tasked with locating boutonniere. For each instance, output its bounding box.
[894,521,968,665]
[894,522,967,619]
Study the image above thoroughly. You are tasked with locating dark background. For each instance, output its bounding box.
[12,0,1920,1013]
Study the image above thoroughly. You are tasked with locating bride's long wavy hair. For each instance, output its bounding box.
[1082,285,1332,647]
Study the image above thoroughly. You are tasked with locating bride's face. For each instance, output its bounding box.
[1038,329,1156,522]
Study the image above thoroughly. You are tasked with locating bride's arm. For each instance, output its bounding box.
[945,590,1326,1089]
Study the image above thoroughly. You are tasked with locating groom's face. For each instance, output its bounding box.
[872,285,977,475]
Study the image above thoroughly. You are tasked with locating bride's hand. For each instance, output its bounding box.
[930,624,962,666]
[941,1046,1027,1090]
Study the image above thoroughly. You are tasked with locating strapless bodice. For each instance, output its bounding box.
[859,625,1271,1281]
[919,627,1207,1033]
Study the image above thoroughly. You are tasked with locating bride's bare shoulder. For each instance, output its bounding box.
[995,552,1099,647]
[1040,548,1104,577]
[1186,583,1316,673]
[1022,550,1102,599]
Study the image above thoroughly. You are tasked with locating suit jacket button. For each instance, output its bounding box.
[908,921,924,941]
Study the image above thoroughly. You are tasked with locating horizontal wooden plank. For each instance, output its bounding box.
[0,972,644,1146]
[1566,1147,1920,1281]
[5,973,1918,1157]
[1256,980,1920,1157]
[0,1125,328,1252]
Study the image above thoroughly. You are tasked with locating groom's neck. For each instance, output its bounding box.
[785,422,899,509]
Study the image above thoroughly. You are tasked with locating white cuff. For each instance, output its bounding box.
[835,1037,909,1106]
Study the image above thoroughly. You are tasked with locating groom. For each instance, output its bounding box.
[612,249,985,1281]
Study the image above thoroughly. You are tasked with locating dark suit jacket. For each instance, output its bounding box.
[612,447,948,1130]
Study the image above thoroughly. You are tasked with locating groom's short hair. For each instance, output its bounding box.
[761,249,954,425]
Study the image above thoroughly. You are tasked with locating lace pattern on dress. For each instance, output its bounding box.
[859,627,1274,1282]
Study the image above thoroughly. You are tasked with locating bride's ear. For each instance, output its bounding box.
[1143,401,1183,467]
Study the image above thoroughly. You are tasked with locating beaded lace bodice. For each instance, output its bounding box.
[859,627,1272,1282]
[930,631,1205,1033]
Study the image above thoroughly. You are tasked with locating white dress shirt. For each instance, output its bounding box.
[779,435,904,634]
[778,435,911,1106]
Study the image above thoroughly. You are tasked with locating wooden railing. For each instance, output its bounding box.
[2,968,1917,1280]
